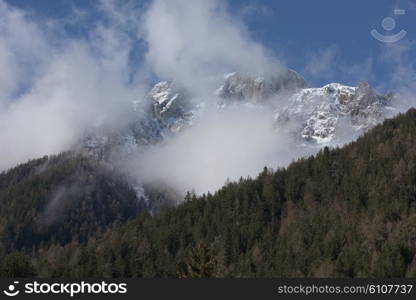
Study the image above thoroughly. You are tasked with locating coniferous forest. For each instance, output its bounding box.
[1,109,416,278]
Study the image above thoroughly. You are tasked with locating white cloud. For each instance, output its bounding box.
[0,1,50,101]
[0,0,146,171]
[132,105,308,194]
[142,0,284,96]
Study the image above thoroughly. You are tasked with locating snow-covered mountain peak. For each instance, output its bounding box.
[276,82,393,144]
[81,69,394,166]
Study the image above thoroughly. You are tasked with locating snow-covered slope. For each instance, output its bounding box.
[275,82,393,144]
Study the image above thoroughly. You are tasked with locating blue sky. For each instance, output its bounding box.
[4,0,416,91]
[234,0,416,89]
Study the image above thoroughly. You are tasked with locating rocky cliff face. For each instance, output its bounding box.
[215,69,307,103]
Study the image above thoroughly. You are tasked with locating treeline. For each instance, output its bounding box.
[2,109,416,277]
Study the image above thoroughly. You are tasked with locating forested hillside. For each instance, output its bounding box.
[0,153,147,254]
[1,109,416,277]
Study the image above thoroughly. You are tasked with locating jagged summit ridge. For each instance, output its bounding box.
[80,69,395,160]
